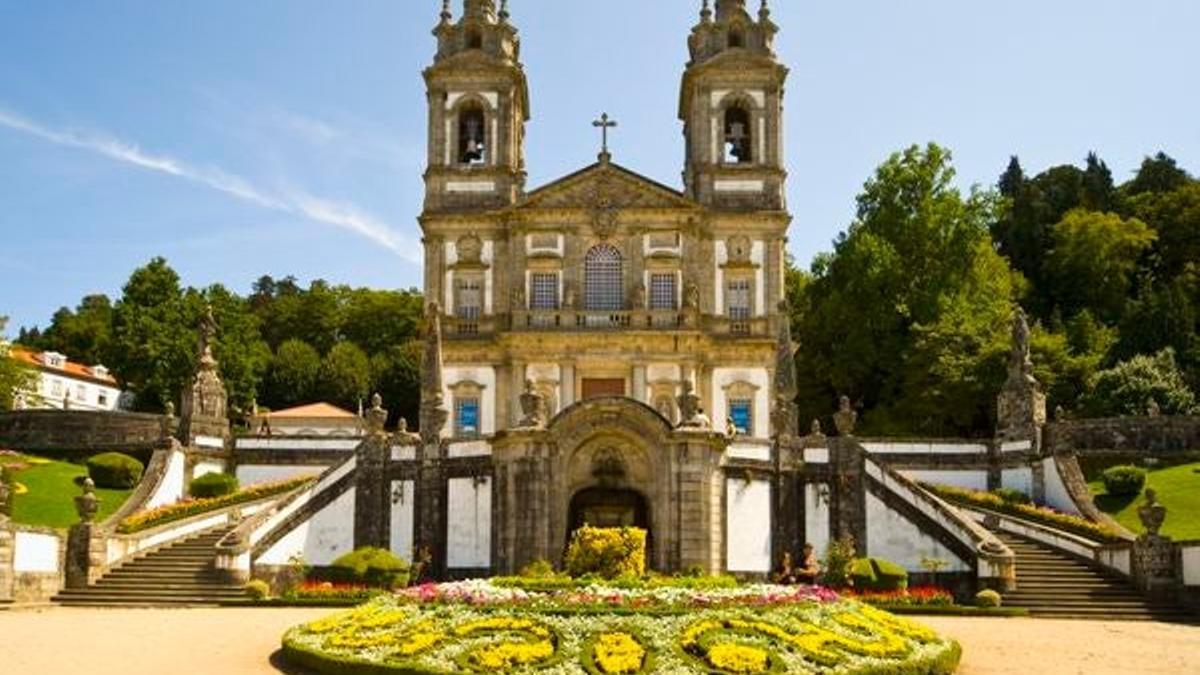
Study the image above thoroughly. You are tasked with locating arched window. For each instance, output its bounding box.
[728,28,745,49]
[584,244,624,311]
[723,105,752,164]
[458,104,487,165]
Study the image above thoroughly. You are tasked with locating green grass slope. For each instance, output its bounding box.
[1,453,132,528]
[1089,461,1200,540]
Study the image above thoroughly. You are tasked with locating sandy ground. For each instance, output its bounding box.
[0,607,1197,674]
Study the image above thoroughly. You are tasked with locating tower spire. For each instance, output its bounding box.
[700,0,712,23]
[759,0,771,21]
[463,0,497,21]
[440,0,452,23]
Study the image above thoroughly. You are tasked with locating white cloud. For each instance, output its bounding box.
[0,107,419,263]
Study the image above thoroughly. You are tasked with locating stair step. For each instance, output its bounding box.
[89,582,245,593]
[57,587,246,597]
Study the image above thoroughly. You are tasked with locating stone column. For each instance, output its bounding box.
[673,435,724,574]
[0,518,13,602]
[771,437,805,566]
[632,363,648,403]
[561,362,577,408]
[828,437,868,552]
[354,396,392,551]
[492,433,554,574]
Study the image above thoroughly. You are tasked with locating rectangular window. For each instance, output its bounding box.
[730,398,753,435]
[530,272,560,310]
[727,278,752,331]
[649,273,677,311]
[75,385,86,401]
[454,397,481,437]
[98,391,109,408]
[455,278,483,320]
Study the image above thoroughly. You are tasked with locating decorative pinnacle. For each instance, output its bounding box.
[499,0,509,22]
[440,0,452,23]
[701,0,712,23]
[760,0,771,20]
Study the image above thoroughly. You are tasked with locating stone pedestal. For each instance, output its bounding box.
[1133,534,1179,599]
[673,436,725,574]
[65,523,105,589]
[0,519,13,601]
[828,438,868,552]
[354,436,390,551]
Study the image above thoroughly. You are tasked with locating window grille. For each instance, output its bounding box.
[530,273,560,310]
[584,244,624,311]
[454,397,481,437]
[455,278,482,320]
[730,398,753,435]
[649,273,677,311]
[727,278,752,334]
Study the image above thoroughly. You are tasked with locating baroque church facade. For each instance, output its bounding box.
[418,0,797,575]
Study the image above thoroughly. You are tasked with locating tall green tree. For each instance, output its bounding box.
[265,339,322,409]
[0,317,36,410]
[1123,152,1191,197]
[108,258,194,411]
[319,342,371,409]
[1046,210,1156,323]
[1082,348,1197,416]
[25,295,113,365]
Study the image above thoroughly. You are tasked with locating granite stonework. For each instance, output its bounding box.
[1045,416,1200,456]
[0,410,168,460]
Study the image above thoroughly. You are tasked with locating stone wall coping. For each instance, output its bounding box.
[959,503,1133,548]
[0,409,165,422]
[9,523,63,538]
[107,491,286,545]
[98,444,181,530]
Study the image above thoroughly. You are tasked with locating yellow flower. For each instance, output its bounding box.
[707,643,769,673]
[13,482,28,495]
[395,630,445,657]
[468,640,555,669]
[593,632,645,674]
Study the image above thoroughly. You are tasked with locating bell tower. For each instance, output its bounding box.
[680,0,788,210]
[423,0,529,211]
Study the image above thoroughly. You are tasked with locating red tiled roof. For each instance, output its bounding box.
[9,347,118,386]
[267,402,358,419]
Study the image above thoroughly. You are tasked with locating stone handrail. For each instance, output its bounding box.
[864,456,1016,589]
[98,441,187,530]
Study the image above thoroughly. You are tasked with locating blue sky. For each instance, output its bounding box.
[1,0,1197,332]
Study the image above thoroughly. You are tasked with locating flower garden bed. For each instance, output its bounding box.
[282,581,961,674]
[116,475,315,533]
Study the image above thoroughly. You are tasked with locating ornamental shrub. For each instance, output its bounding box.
[975,589,1003,608]
[822,535,857,588]
[564,526,646,579]
[326,547,410,589]
[245,579,271,600]
[1101,465,1147,496]
[189,472,239,498]
[519,558,558,579]
[850,557,908,591]
[86,452,144,489]
[990,487,1032,505]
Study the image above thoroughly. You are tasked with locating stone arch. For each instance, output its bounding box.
[451,94,494,166]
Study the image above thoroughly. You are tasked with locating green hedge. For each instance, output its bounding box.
[190,472,239,498]
[1101,465,1147,497]
[850,558,908,591]
[86,452,144,489]
[318,548,410,589]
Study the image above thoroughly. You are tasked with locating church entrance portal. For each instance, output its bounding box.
[567,487,651,563]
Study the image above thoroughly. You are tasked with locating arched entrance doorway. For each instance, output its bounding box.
[568,487,652,569]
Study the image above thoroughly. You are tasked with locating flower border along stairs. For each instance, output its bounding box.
[54,525,245,607]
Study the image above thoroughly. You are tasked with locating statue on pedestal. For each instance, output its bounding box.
[1138,489,1167,538]
[518,380,547,428]
[75,479,99,524]
[833,395,857,436]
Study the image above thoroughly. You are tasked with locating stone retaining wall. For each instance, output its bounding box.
[0,410,169,460]
[1045,416,1200,455]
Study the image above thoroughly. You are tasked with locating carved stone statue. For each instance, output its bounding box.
[591,446,626,486]
[518,379,547,428]
[809,419,825,438]
[366,393,388,438]
[996,305,1046,442]
[683,280,700,310]
[75,478,100,524]
[676,380,706,428]
[1146,398,1161,418]
[395,417,420,444]
[179,303,230,444]
[832,395,857,436]
[456,233,483,264]
[1138,489,1167,537]
[563,284,577,310]
[510,285,525,310]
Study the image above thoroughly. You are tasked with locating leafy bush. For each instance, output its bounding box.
[1101,465,1147,496]
[1082,348,1196,417]
[189,472,239,498]
[245,579,271,600]
[325,547,410,589]
[519,558,558,579]
[850,557,909,591]
[564,526,646,579]
[117,475,314,533]
[990,487,1032,505]
[974,589,1002,608]
[86,452,144,489]
[822,535,857,588]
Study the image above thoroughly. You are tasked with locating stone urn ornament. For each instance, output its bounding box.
[75,478,100,524]
[832,395,857,436]
[366,393,389,438]
[518,379,547,428]
[676,380,704,428]
[1138,489,1167,538]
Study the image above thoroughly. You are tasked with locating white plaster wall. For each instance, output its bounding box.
[13,532,60,573]
[726,442,771,462]
[1001,468,1034,496]
[726,479,772,573]
[192,461,225,480]
[865,492,970,572]
[862,442,987,455]
[194,435,225,450]
[235,438,359,451]
[1182,545,1200,587]
[1001,440,1033,453]
[258,487,356,566]
[391,446,417,462]
[804,483,831,557]
[441,366,497,439]
[803,447,829,464]
[899,469,988,492]
[447,477,492,569]
[236,464,326,486]
[447,440,493,459]
[443,240,495,315]
[1041,457,1081,515]
[146,448,187,509]
[390,480,415,563]
[711,367,770,439]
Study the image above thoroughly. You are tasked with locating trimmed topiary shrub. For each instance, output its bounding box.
[564,526,647,579]
[990,487,1032,505]
[86,452,144,489]
[245,579,271,600]
[975,589,1003,608]
[850,557,909,591]
[325,547,410,589]
[189,472,240,498]
[1101,465,1147,497]
[519,558,558,579]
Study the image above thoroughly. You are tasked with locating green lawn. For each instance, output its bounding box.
[1,454,132,529]
[1088,461,1200,540]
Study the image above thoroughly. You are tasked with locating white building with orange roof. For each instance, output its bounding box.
[9,347,129,411]
[251,402,363,437]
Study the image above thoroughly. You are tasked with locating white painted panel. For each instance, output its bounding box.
[235,438,359,451]
[726,479,772,573]
[714,180,764,193]
[900,469,988,492]
[192,461,225,480]
[803,447,829,464]
[391,446,417,462]
[258,487,356,566]
[1041,457,1080,515]
[447,477,492,569]
[804,484,830,558]
[1001,440,1032,453]
[447,440,492,459]
[146,448,187,509]
[1182,545,1200,586]
[1001,468,1034,496]
[711,367,770,439]
[445,181,496,193]
[862,442,987,455]
[390,480,415,563]
[235,464,325,486]
[13,532,60,573]
[194,435,224,449]
[727,443,771,462]
[865,492,969,572]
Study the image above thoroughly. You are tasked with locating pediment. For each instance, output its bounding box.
[517,162,700,212]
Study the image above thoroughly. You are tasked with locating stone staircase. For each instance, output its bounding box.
[54,526,247,607]
[996,530,1194,622]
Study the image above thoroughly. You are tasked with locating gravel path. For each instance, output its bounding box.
[0,607,1197,674]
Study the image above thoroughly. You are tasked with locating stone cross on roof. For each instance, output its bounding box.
[592,112,618,161]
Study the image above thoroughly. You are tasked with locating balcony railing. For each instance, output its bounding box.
[441,312,771,337]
